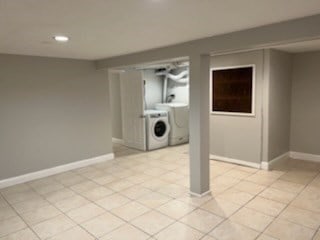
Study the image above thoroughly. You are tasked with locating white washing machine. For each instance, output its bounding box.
[144,110,170,150]
[155,103,189,146]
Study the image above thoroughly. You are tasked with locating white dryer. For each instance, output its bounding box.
[144,110,170,150]
[155,103,189,146]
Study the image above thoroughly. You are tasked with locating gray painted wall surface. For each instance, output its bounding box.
[0,54,112,180]
[290,51,320,155]
[268,50,292,161]
[109,72,123,140]
[210,50,264,163]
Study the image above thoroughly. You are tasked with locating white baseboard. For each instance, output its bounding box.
[190,190,211,198]
[210,154,260,169]
[112,138,124,144]
[0,153,114,189]
[261,152,290,170]
[290,151,320,163]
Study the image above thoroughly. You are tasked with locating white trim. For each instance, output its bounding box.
[0,153,114,189]
[189,190,211,198]
[290,151,320,163]
[112,138,124,144]
[210,154,260,169]
[261,152,289,170]
[209,64,256,117]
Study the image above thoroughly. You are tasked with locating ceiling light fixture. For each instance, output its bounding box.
[53,35,69,42]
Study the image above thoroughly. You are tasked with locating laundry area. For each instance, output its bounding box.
[109,61,190,152]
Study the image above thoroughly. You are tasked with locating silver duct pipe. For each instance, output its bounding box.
[167,70,188,81]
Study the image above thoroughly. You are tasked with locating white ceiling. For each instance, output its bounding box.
[274,39,320,53]
[1,0,320,60]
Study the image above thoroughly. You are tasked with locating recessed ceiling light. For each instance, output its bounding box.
[53,35,69,42]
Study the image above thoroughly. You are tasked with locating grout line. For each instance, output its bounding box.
[2,145,320,240]
[0,191,42,239]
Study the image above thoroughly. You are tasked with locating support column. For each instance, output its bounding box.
[189,53,210,197]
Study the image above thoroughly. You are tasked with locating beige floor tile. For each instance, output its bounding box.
[156,200,196,219]
[314,230,320,240]
[256,234,278,240]
[259,187,296,204]
[200,198,242,218]
[291,187,320,213]
[81,169,105,180]
[121,186,153,200]
[180,209,224,233]
[158,172,184,182]
[70,181,99,193]
[143,167,167,177]
[57,173,87,187]
[106,179,134,191]
[43,188,75,203]
[233,181,266,195]
[217,188,254,206]
[155,222,204,240]
[270,180,305,194]
[0,228,39,240]
[245,174,278,186]
[3,190,41,204]
[66,203,105,223]
[0,216,27,237]
[209,220,260,240]
[21,205,61,225]
[95,193,130,210]
[125,174,152,184]
[100,223,150,240]
[81,212,125,238]
[92,175,118,185]
[0,206,17,221]
[156,184,188,198]
[176,194,213,207]
[12,197,50,214]
[131,211,174,235]
[223,169,253,180]
[31,214,76,239]
[111,169,136,179]
[111,201,150,221]
[0,196,8,208]
[230,207,274,232]
[32,182,64,195]
[54,195,89,212]
[1,184,32,195]
[211,176,241,188]
[265,218,315,240]
[47,226,94,240]
[279,205,320,229]
[80,186,113,201]
[140,179,169,191]
[245,196,286,217]
[279,170,318,185]
[201,235,218,240]
[137,192,172,209]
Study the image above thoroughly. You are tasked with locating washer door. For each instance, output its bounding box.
[152,119,169,141]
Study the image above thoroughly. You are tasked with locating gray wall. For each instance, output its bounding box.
[0,54,112,180]
[267,50,292,161]
[109,72,123,140]
[290,51,320,155]
[210,50,264,163]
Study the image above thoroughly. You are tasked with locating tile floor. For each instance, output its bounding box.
[0,143,320,239]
